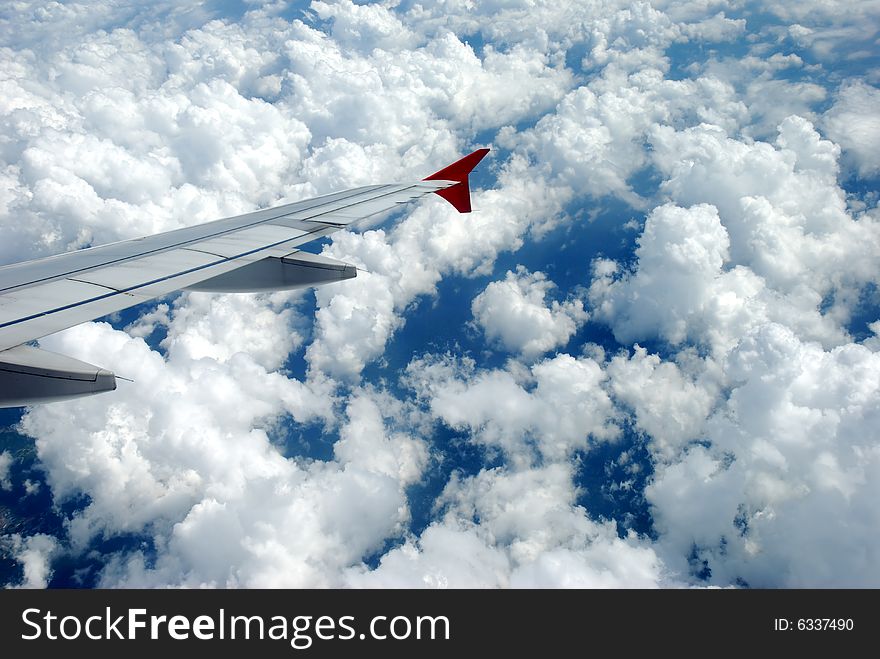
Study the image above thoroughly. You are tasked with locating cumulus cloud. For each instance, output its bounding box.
[648,324,880,587]
[500,21,795,207]
[824,81,880,177]
[1,533,59,588]
[27,316,332,540]
[404,352,618,465]
[0,27,310,263]
[589,202,737,349]
[581,104,880,584]
[21,318,433,587]
[592,118,879,356]
[764,1,880,64]
[679,12,745,42]
[347,463,666,588]
[606,346,718,460]
[0,450,12,490]
[160,291,307,371]
[471,266,588,359]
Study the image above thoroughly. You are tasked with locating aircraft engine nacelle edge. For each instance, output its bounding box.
[0,344,117,408]
[183,252,357,293]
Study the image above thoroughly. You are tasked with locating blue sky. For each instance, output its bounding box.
[0,0,879,588]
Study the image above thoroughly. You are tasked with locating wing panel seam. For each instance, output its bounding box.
[65,277,123,293]
[181,247,228,259]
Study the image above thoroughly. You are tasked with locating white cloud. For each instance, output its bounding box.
[762,0,880,24]
[0,450,12,490]
[658,117,879,321]
[124,302,171,339]
[691,54,827,139]
[591,118,879,355]
[763,1,880,64]
[0,27,311,263]
[866,321,880,351]
[26,317,333,542]
[311,0,420,52]
[404,352,618,465]
[502,42,762,206]
[589,201,842,356]
[348,463,665,588]
[333,390,429,486]
[824,81,880,177]
[1,533,59,588]
[585,107,880,585]
[606,346,718,460]
[21,321,433,587]
[160,291,307,372]
[680,12,745,42]
[471,266,588,359]
[648,323,880,586]
[589,202,736,349]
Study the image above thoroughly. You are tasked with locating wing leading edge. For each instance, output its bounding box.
[0,148,490,407]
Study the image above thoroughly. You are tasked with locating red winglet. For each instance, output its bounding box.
[423,147,490,213]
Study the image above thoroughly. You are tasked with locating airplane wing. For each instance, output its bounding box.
[0,148,490,407]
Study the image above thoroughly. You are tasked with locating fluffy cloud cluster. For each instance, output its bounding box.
[649,324,880,586]
[583,112,880,585]
[590,203,736,349]
[405,352,619,464]
[592,117,880,356]
[606,346,718,461]
[1,0,878,590]
[471,266,588,359]
[19,320,429,587]
[348,463,665,588]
